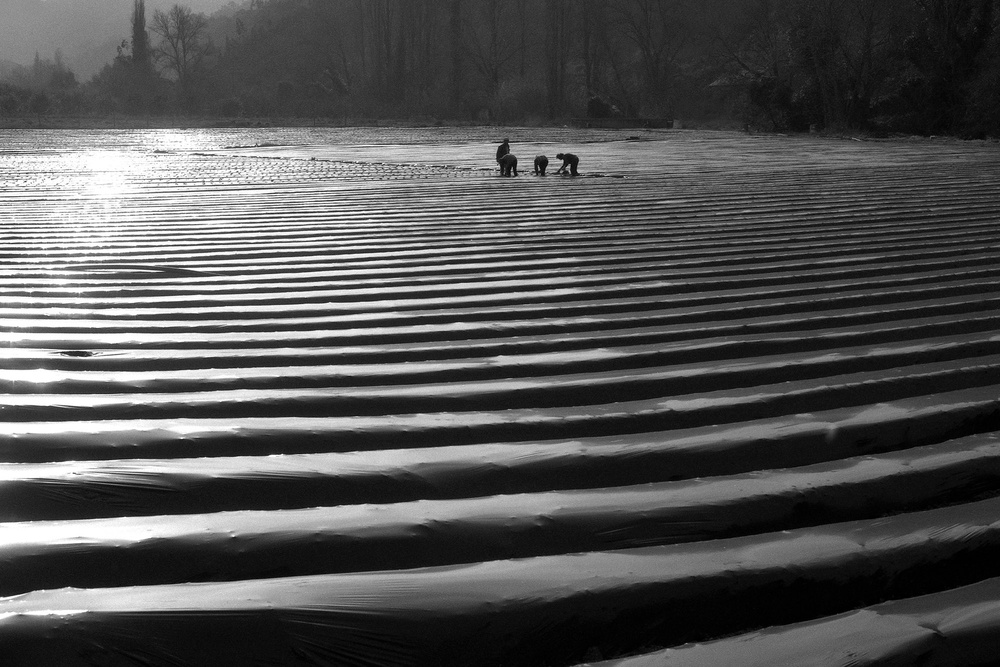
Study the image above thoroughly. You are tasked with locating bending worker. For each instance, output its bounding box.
[555,152,579,176]
[499,153,518,176]
[534,155,548,175]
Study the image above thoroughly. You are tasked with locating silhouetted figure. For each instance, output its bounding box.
[496,138,510,171]
[499,153,518,176]
[555,153,579,176]
[534,155,548,175]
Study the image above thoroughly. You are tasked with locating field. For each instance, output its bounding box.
[2,126,1000,666]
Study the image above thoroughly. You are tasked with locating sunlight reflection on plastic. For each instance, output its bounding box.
[2,331,27,345]
[0,611,89,619]
[2,369,64,385]
[151,130,208,152]
[81,151,134,200]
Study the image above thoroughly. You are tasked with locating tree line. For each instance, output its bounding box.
[2,0,999,137]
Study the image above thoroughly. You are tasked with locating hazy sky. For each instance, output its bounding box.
[1,0,235,80]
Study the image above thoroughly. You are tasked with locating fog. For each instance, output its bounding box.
[0,0,232,80]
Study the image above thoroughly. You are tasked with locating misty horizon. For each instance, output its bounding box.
[0,1,994,138]
[0,0,234,79]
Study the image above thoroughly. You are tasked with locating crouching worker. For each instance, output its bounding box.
[555,152,579,176]
[499,153,518,176]
[534,155,548,175]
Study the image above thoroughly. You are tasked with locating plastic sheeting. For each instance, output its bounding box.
[589,576,1000,666]
[5,355,1000,424]
[4,493,1000,665]
[6,128,1000,666]
[3,433,1000,595]
[1,427,998,520]
[2,384,999,467]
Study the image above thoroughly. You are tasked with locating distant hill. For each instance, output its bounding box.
[0,0,235,81]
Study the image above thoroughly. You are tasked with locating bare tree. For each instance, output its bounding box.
[907,0,997,133]
[545,0,569,117]
[464,0,519,90]
[360,1,396,95]
[710,0,794,80]
[612,0,695,117]
[450,0,463,110]
[151,4,210,99]
[132,0,152,73]
[837,0,908,128]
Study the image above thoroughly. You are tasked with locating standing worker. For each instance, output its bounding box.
[555,152,579,176]
[496,138,510,172]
